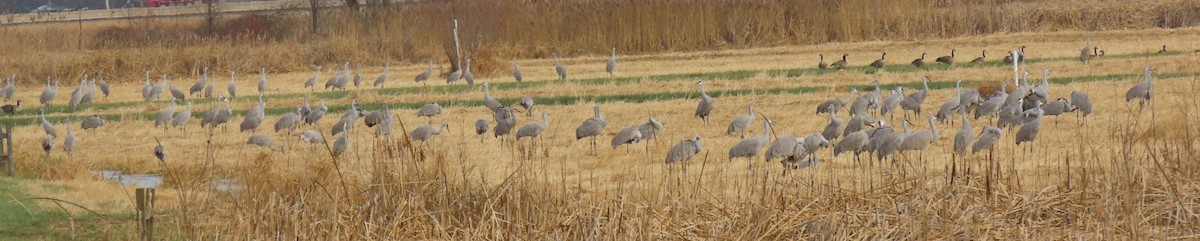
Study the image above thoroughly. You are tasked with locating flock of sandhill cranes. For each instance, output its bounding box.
[0,42,1169,169]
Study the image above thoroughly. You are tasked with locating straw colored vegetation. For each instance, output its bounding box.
[4,1,1200,240]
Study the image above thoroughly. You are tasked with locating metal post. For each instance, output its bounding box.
[136,188,155,241]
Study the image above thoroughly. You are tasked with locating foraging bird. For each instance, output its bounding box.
[417,102,442,119]
[821,109,845,141]
[795,133,831,166]
[414,59,433,86]
[1070,91,1092,124]
[1126,66,1153,108]
[410,122,449,142]
[247,134,281,151]
[363,104,389,128]
[606,47,617,77]
[519,96,535,117]
[842,109,876,139]
[638,116,664,143]
[463,59,476,85]
[258,67,267,95]
[303,99,328,126]
[575,105,608,152]
[40,108,57,138]
[173,102,192,130]
[726,104,755,138]
[953,112,973,157]
[830,54,848,69]
[353,63,362,87]
[1,100,20,115]
[41,136,53,157]
[817,54,828,69]
[936,49,956,65]
[63,127,75,156]
[482,82,502,112]
[611,125,642,149]
[512,57,524,82]
[40,77,58,106]
[728,117,772,161]
[374,61,391,88]
[898,117,939,162]
[517,111,550,142]
[969,50,986,65]
[190,67,208,96]
[275,108,303,134]
[881,86,905,119]
[227,71,237,98]
[695,81,714,124]
[299,130,324,144]
[1042,98,1075,124]
[971,126,1003,154]
[332,124,349,156]
[834,131,870,163]
[81,115,105,135]
[166,75,185,101]
[869,52,886,68]
[153,138,166,163]
[766,134,801,163]
[553,52,568,80]
[474,119,489,142]
[305,66,321,91]
[665,136,702,164]
[900,76,930,117]
[911,52,926,68]
[818,88,856,115]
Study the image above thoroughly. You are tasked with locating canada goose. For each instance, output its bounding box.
[831,54,848,69]
[969,50,985,65]
[911,52,926,68]
[935,49,955,65]
[869,52,886,68]
[818,54,828,69]
[1158,45,1167,54]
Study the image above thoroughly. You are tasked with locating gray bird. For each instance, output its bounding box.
[898,116,939,162]
[156,99,178,129]
[637,116,664,143]
[332,62,350,89]
[1080,36,1091,63]
[227,70,237,98]
[936,80,964,123]
[997,99,1024,130]
[414,59,432,86]
[142,73,153,101]
[519,96,535,117]
[1042,97,1075,125]
[553,52,567,80]
[474,119,489,143]
[1126,66,1153,108]
[766,134,800,163]
[1071,91,1092,124]
[876,121,909,164]
[972,126,1003,154]
[240,115,262,133]
[901,77,930,117]
[969,50,986,65]
[40,77,58,106]
[958,89,982,115]
[830,54,847,69]
[418,102,443,119]
[305,66,321,91]
[40,108,57,138]
[208,97,232,130]
[299,130,324,144]
[517,111,549,142]
[304,99,328,125]
[79,79,95,106]
[167,75,186,101]
[247,134,281,151]
[1015,102,1044,154]
[817,88,856,115]
[728,117,772,161]
[726,104,755,138]
[375,61,391,88]
[81,115,105,135]
[869,52,886,68]
[494,106,518,139]
[2,76,14,101]
[200,99,218,128]
[190,67,207,96]
[1006,72,1030,108]
[512,57,523,82]
[203,78,214,99]
[818,54,828,69]
[332,123,349,156]
[606,47,617,77]
[975,82,1008,120]
[911,52,926,68]
[173,101,193,130]
[363,104,389,128]
[792,133,830,167]
[353,63,362,87]
[863,120,894,161]
[275,108,303,134]
[482,82,502,112]
[67,78,84,109]
[665,136,702,164]
[150,75,164,101]
[695,81,714,124]
[376,112,396,137]
[331,100,360,136]
[258,67,267,95]
[881,86,905,120]
[446,61,463,84]
[153,138,166,163]
[936,49,956,65]
[463,59,476,85]
[611,125,642,150]
[821,109,845,141]
[41,136,53,157]
[411,122,449,142]
[575,105,608,152]
[953,112,973,157]
[834,131,870,163]
[63,127,75,156]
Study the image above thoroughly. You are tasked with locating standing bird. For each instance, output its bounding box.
[153,138,166,163]
[935,80,964,123]
[1070,91,1092,124]
[203,77,215,99]
[821,109,845,141]
[410,122,450,143]
[1158,45,1168,54]
[257,67,267,95]
[353,63,362,87]
[869,52,886,68]
[99,78,111,100]
[830,54,848,69]
[446,61,463,84]
[1126,66,1153,109]
[976,82,1009,120]
[304,99,328,126]
[575,105,608,153]
[1080,36,1091,63]
[493,106,518,139]
[817,88,856,115]
[414,58,433,86]
[227,70,237,98]
[474,119,489,143]
[274,108,303,134]
[553,52,568,80]
[936,49,956,65]
[81,115,105,135]
[173,101,192,130]
[63,127,75,156]
[167,75,185,101]
[41,136,54,157]
[972,126,1003,154]
[638,116,664,143]
[834,130,870,163]
[911,52,926,68]
[606,47,617,77]
[305,66,321,91]
[728,117,772,161]
[142,73,153,101]
[40,108,57,138]
[611,125,643,150]
[512,57,524,82]
[666,136,702,164]
[766,134,801,163]
[817,54,828,69]
[795,133,831,166]
[374,61,391,88]
[726,104,756,138]
[417,102,442,119]
[67,77,84,109]
[463,59,476,85]
[41,77,58,106]
[901,76,930,117]
[209,98,233,130]
[517,111,550,144]
[969,50,986,65]
[519,96,535,117]
[482,82,503,112]
[331,123,349,156]
[898,117,940,162]
[695,81,714,124]
[1,77,14,102]
[190,67,208,96]
[1015,102,1044,154]
[881,86,905,120]
[0,100,19,114]
[953,112,973,157]
[1042,98,1075,125]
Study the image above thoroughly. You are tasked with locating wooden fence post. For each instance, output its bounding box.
[136,188,155,241]
[1,122,12,176]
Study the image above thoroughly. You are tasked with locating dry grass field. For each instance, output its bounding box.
[4,1,1200,240]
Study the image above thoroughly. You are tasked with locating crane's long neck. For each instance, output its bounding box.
[594,107,602,119]
[923,78,929,91]
[483,85,491,98]
[929,118,939,138]
[542,112,549,125]
[746,105,753,116]
[762,120,771,138]
[699,84,707,96]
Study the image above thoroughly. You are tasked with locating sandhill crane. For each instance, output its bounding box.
[695,81,714,124]
[726,104,755,138]
[997,99,1024,130]
[446,61,463,84]
[519,96,535,117]
[575,105,608,153]
[332,124,348,156]
[898,117,939,163]
[958,89,982,114]
[304,99,327,125]
[611,125,642,150]
[258,67,267,95]
[869,52,886,68]
[410,122,449,143]
[203,77,214,99]
[1015,101,1044,155]
[418,102,442,119]
[494,106,518,140]
[41,136,53,157]
[227,71,237,98]
[150,75,165,101]
[331,100,360,136]
[299,130,324,144]
[875,120,908,164]
[936,49,956,65]
[976,82,1008,121]
[1080,36,1091,63]
[2,77,14,102]
[101,78,113,100]
[141,74,153,101]
[40,108,56,138]
[1126,66,1153,109]
[834,131,869,163]
[173,101,192,130]
[80,115,104,135]
[911,52,926,68]
[377,110,397,136]
[766,134,799,163]
[303,66,321,91]
[864,120,894,163]
[830,54,848,69]
[517,111,549,145]
[275,107,303,134]
[953,112,973,157]
[240,115,262,133]
[794,133,830,167]
[821,109,845,141]
[817,54,828,69]
[247,134,280,151]
[607,47,617,77]
[936,80,964,124]
[41,77,57,106]
[1006,71,1030,108]
[67,77,84,109]
[209,98,233,130]
[1070,91,1092,125]
[166,75,185,101]
[363,104,388,128]
[638,116,664,143]
[970,50,986,65]
[190,67,208,96]
[79,78,95,105]
[972,126,1002,154]
[842,109,876,138]
[153,138,166,163]
[415,58,434,86]
[512,57,524,82]
[463,59,475,85]
[353,63,362,87]
[849,88,879,115]
[63,127,75,156]
[1026,69,1051,108]
[474,119,489,143]
[728,117,772,161]
[156,98,176,130]
[200,99,218,128]
[482,82,502,112]
[374,61,391,88]
[817,88,856,115]
[1042,98,1075,125]
[553,53,567,80]
[881,86,904,120]
[900,77,930,117]
[666,136,702,164]
[330,63,350,89]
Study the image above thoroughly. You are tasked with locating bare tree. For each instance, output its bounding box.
[205,0,218,34]
[310,0,321,36]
